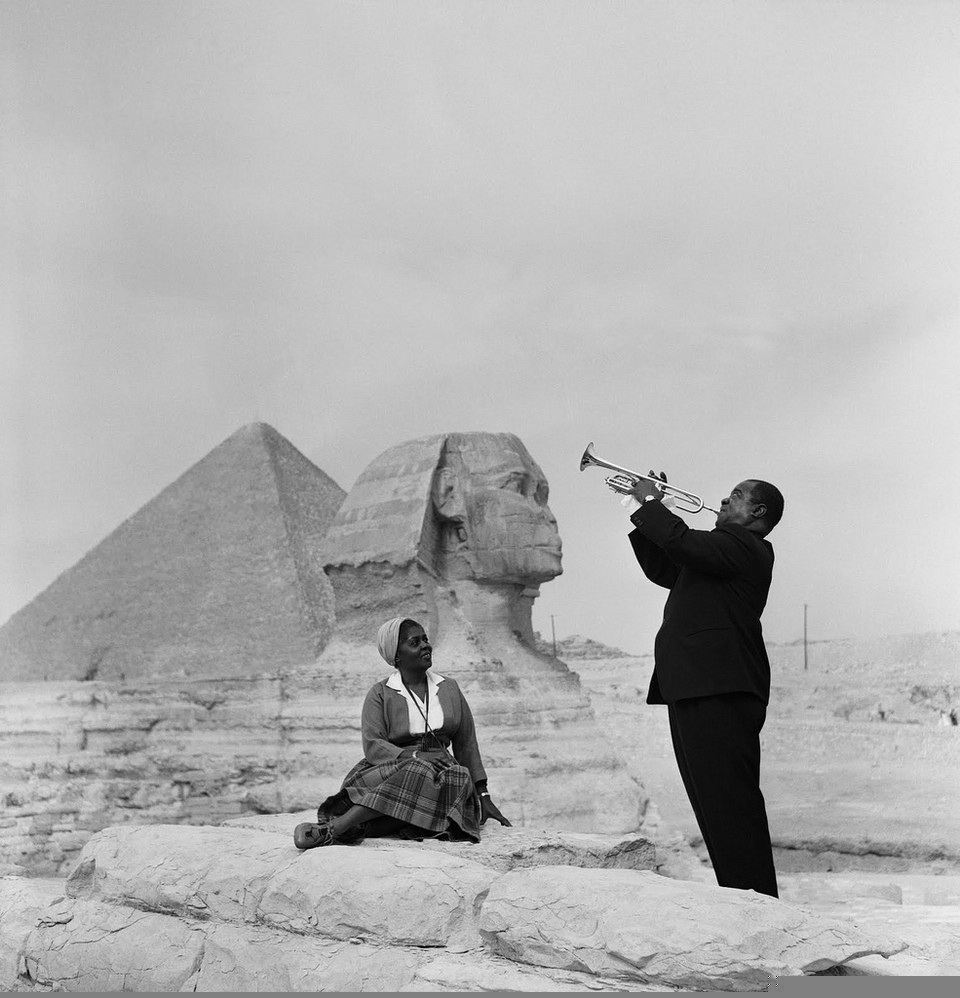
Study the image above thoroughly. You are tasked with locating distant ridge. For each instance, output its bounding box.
[0,424,346,681]
[535,632,633,659]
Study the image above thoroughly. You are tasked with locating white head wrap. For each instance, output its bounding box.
[377,616,421,666]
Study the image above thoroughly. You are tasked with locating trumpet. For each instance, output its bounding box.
[579,442,720,515]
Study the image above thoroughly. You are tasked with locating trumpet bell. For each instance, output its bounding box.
[579,441,596,472]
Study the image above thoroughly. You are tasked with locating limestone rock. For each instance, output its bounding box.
[479,866,907,990]
[259,845,493,950]
[21,897,204,992]
[0,676,351,877]
[777,875,960,976]
[0,877,64,990]
[7,822,935,992]
[16,894,425,993]
[0,422,345,682]
[66,824,297,923]
[401,950,674,992]
[185,923,423,992]
[66,823,495,951]
[825,902,960,976]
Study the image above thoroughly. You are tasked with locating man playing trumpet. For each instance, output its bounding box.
[628,472,784,898]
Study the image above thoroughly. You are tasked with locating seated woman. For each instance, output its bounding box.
[294,616,510,849]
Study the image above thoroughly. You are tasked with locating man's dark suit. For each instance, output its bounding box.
[629,499,779,897]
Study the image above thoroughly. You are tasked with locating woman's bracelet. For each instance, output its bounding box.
[479,791,490,798]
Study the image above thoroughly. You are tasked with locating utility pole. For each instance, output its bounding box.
[550,615,557,658]
[803,603,808,672]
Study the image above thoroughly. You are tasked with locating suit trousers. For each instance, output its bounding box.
[667,691,779,898]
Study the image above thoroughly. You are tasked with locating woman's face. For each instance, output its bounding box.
[395,623,432,672]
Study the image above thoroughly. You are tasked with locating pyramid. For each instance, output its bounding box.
[0,423,346,681]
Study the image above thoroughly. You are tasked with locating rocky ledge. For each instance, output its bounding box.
[0,819,910,992]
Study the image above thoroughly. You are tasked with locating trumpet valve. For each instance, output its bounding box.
[604,473,638,495]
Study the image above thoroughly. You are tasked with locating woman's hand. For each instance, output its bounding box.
[480,796,512,827]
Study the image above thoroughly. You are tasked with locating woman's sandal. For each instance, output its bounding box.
[294,817,367,850]
[293,819,334,850]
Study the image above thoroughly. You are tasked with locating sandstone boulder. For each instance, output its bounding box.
[479,865,907,991]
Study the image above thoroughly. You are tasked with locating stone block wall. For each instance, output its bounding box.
[0,675,354,876]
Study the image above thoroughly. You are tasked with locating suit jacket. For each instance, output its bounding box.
[360,673,487,784]
[628,500,774,705]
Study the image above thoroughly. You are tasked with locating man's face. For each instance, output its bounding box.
[716,481,761,529]
[435,434,562,584]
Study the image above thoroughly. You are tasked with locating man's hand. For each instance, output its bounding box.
[629,470,668,505]
[480,796,512,826]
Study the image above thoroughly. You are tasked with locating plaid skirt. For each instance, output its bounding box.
[319,755,481,843]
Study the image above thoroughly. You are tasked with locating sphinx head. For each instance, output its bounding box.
[431,433,562,585]
[321,432,562,644]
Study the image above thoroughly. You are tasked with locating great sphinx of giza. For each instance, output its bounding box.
[311,431,650,832]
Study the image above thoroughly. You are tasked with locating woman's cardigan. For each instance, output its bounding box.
[360,673,487,786]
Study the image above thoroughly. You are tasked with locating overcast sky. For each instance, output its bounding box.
[3,1,959,655]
